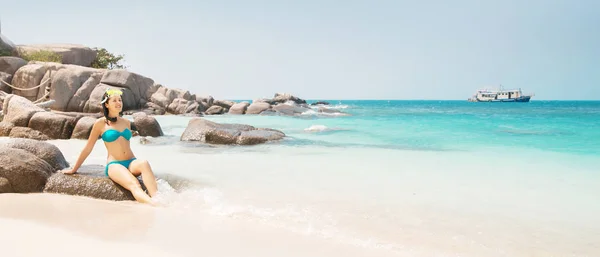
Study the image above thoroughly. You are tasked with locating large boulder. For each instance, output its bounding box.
[71,116,97,139]
[2,94,45,127]
[66,73,103,112]
[180,118,285,145]
[43,165,141,201]
[196,95,214,111]
[0,138,67,193]
[0,138,69,171]
[28,111,77,139]
[100,69,154,108]
[228,101,250,115]
[47,65,102,111]
[213,99,235,109]
[236,129,286,145]
[10,63,48,101]
[272,93,307,105]
[272,103,311,116]
[246,102,271,114]
[0,148,52,193]
[15,44,97,67]
[167,98,200,115]
[205,105,225,115]
[132,112,163,137]
[84,83,136,113]
[0,57,27,76]
[9,127,50,141]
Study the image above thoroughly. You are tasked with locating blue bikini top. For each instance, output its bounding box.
[101,128,132,142]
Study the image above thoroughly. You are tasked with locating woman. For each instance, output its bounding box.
[62,88,159,205]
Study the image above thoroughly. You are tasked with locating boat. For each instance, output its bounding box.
[467,85,533,102]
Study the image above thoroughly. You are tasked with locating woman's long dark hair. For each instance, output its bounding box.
[102,91,123,124]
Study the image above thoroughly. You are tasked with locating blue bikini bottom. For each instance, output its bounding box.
[105,158,137,176]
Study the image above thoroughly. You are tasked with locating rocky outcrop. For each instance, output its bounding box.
[4,46,347,118]
[246,102,271,114]
[228,101,250,115]
[0,137,145,201]
[0,57,28,93]
[272,103,311,116]
[1,94,164,140]
[0,138,69,171]
[180,118,285,145]
[2,94,45,127]
[0,138,66,193]
[205,105,225,115]
[15,44,97,67]
[272,93,307,105]
[42,165,143,201]
[0,57,28,76]
[8,127,50,140]
[132,112,164,137]
[167,98,201,115]
[71,116,96,139]
[28,112,78,139]
[311,101,330,105]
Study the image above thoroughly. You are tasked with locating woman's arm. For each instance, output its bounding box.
[61,118,104,174]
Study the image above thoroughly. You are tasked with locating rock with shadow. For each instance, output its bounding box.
[180,117,285,145]
[43,164,146,202]
[0,138,67,193]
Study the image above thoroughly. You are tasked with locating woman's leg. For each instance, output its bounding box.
[129,159,158,197]
[108,163,155,205]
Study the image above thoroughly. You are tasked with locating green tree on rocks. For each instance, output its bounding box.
[91,47,127,69]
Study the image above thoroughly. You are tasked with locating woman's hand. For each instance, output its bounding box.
[61,168,77,175]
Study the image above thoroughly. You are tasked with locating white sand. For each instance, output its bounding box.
[0,193,401,257]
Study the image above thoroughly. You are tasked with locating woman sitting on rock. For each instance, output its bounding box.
[62,88,159,205]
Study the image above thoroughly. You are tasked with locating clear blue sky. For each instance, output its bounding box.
[2,0,599,100]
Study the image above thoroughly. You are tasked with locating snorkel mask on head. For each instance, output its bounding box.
[101,88,123,104]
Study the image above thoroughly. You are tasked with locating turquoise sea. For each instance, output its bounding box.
[208,100,600,155]
[42,100,600,256]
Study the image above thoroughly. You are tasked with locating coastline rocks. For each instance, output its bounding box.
[273,93,307,105]
[213,100,235,110]
[0,148,52,193]
[42,165,142,201]
[311,101,330,106]
[272,103,311,116]
[0,138,67,193]
[28,112,78,139]
[100,69,154,108]
[180,118,285,145]
[205,105,225,115]
[71,116,97,139]
[167,98,200,115]
[0,57,28,93]
[246,102,271,114]
[15,44,97,67]
[0,138,69,171]
[2,94,45,127]
[9,127,50,140]
[228,101,250,115]
[132,112,164,137]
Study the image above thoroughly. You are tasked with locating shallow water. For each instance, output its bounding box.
[4,100,600,256]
